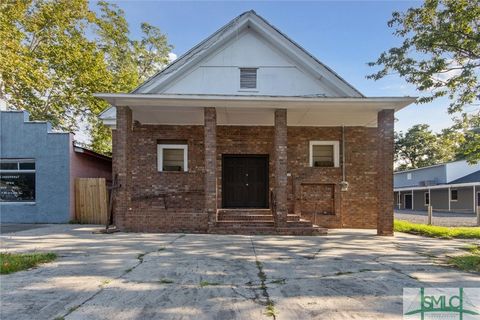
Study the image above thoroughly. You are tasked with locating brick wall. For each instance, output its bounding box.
[288,126,379,229]
[113,120,388,232]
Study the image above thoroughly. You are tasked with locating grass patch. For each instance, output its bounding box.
[158,278,174,284]
[448,244,480,272]
[264,301,277,317]
[394,220,480,239]
[0,252,57,274]
[269,278,286,285]
[199,280,221,287]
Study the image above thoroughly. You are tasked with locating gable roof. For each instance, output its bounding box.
[133,10,364,97]
[450,170,480,184]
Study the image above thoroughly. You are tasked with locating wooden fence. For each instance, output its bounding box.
[75,178,108,224]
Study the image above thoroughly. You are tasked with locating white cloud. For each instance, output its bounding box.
[168,52,178,62]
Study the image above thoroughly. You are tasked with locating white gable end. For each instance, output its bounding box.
[162,30,338,96]
[135,11,363,98]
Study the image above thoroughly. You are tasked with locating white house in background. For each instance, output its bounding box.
[394,160,480,213]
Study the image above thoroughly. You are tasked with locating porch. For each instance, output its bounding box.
[97,93,413,235]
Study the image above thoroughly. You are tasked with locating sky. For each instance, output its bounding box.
[93,0,458,133]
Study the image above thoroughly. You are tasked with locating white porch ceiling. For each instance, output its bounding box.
[96,93,416,128]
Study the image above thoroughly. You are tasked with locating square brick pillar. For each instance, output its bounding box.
[274,109,288,227]
[114,106,132,230]
[377,109,395,236]
[204,107,217,230]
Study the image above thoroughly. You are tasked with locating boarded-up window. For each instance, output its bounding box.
[240,68,257,89]
[157,144,188,172]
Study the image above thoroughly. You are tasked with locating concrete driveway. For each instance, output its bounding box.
[0,225,479,320]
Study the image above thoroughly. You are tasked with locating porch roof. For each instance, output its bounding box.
[95,93,416,128]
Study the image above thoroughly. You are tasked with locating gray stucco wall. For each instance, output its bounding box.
[394,165,446,188]
[0,111,71,223]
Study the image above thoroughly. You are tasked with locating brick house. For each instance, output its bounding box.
[96,11,414,235]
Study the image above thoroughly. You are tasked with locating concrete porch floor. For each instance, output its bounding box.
[0,225,478,320]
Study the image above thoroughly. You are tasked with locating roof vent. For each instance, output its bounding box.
[240,68,257,89]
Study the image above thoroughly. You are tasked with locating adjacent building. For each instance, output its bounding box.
[96,11,415,235]
[394,160,480,213]
[0,111,112,223]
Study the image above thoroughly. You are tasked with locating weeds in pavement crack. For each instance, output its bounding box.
[199,280,221,287]
[250,237,277,319]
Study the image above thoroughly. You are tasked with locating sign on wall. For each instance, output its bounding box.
[0,160,36,202]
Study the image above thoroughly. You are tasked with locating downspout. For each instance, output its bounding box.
[340,125,349,191]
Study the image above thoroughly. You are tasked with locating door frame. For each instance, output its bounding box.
[221,154,269,209]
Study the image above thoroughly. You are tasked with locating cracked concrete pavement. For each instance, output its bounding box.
[0,225,479,320]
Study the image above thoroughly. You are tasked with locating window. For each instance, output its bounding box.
[424,192,430,206]
[0,159,35,202]
[309,141,340,167]
[157,144,188,172]
[450,189,458,201]
[240,68,257,89]
[407,173,412,180]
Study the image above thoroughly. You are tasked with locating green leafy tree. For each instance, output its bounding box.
[0,0,172,155]
[368,0,480,163]
[395,124,455,170]
[368,0,480,113]
[448,114,480,163]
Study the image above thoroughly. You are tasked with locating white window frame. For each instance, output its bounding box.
[309,141,340,168]
[450,189,458,202]
[407,173,412,180]
[424,191,430,206]
[157,144,188,172]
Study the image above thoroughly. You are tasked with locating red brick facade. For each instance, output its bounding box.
[112,107,394,235]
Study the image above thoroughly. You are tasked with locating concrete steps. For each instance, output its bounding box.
[213,209,327,236]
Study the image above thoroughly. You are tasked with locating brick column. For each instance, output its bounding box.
[274,109,288,227]
[114,106,132,230]
[377,109,395,236]
[204,107,217,229]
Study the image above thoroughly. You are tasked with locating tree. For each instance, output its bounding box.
[0,0,172,155]
[368,0,480,113]
[369,0,480,164]
[395,124,455,170]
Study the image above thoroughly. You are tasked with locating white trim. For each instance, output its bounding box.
[95,94,416,109]
[157,144,188,172]
[473,185,476,211]
[424,191,430,206]
[450,189,458,202]
[412,190,414,210]
[394,181,480,192]
[0,202,36,205]
[448,186,451,211]
[309,141,340,168]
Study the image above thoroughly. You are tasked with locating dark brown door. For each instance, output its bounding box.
[222,155,268,208]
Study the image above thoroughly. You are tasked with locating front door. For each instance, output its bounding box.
[404,194,412,209]
[222,155,268,208]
